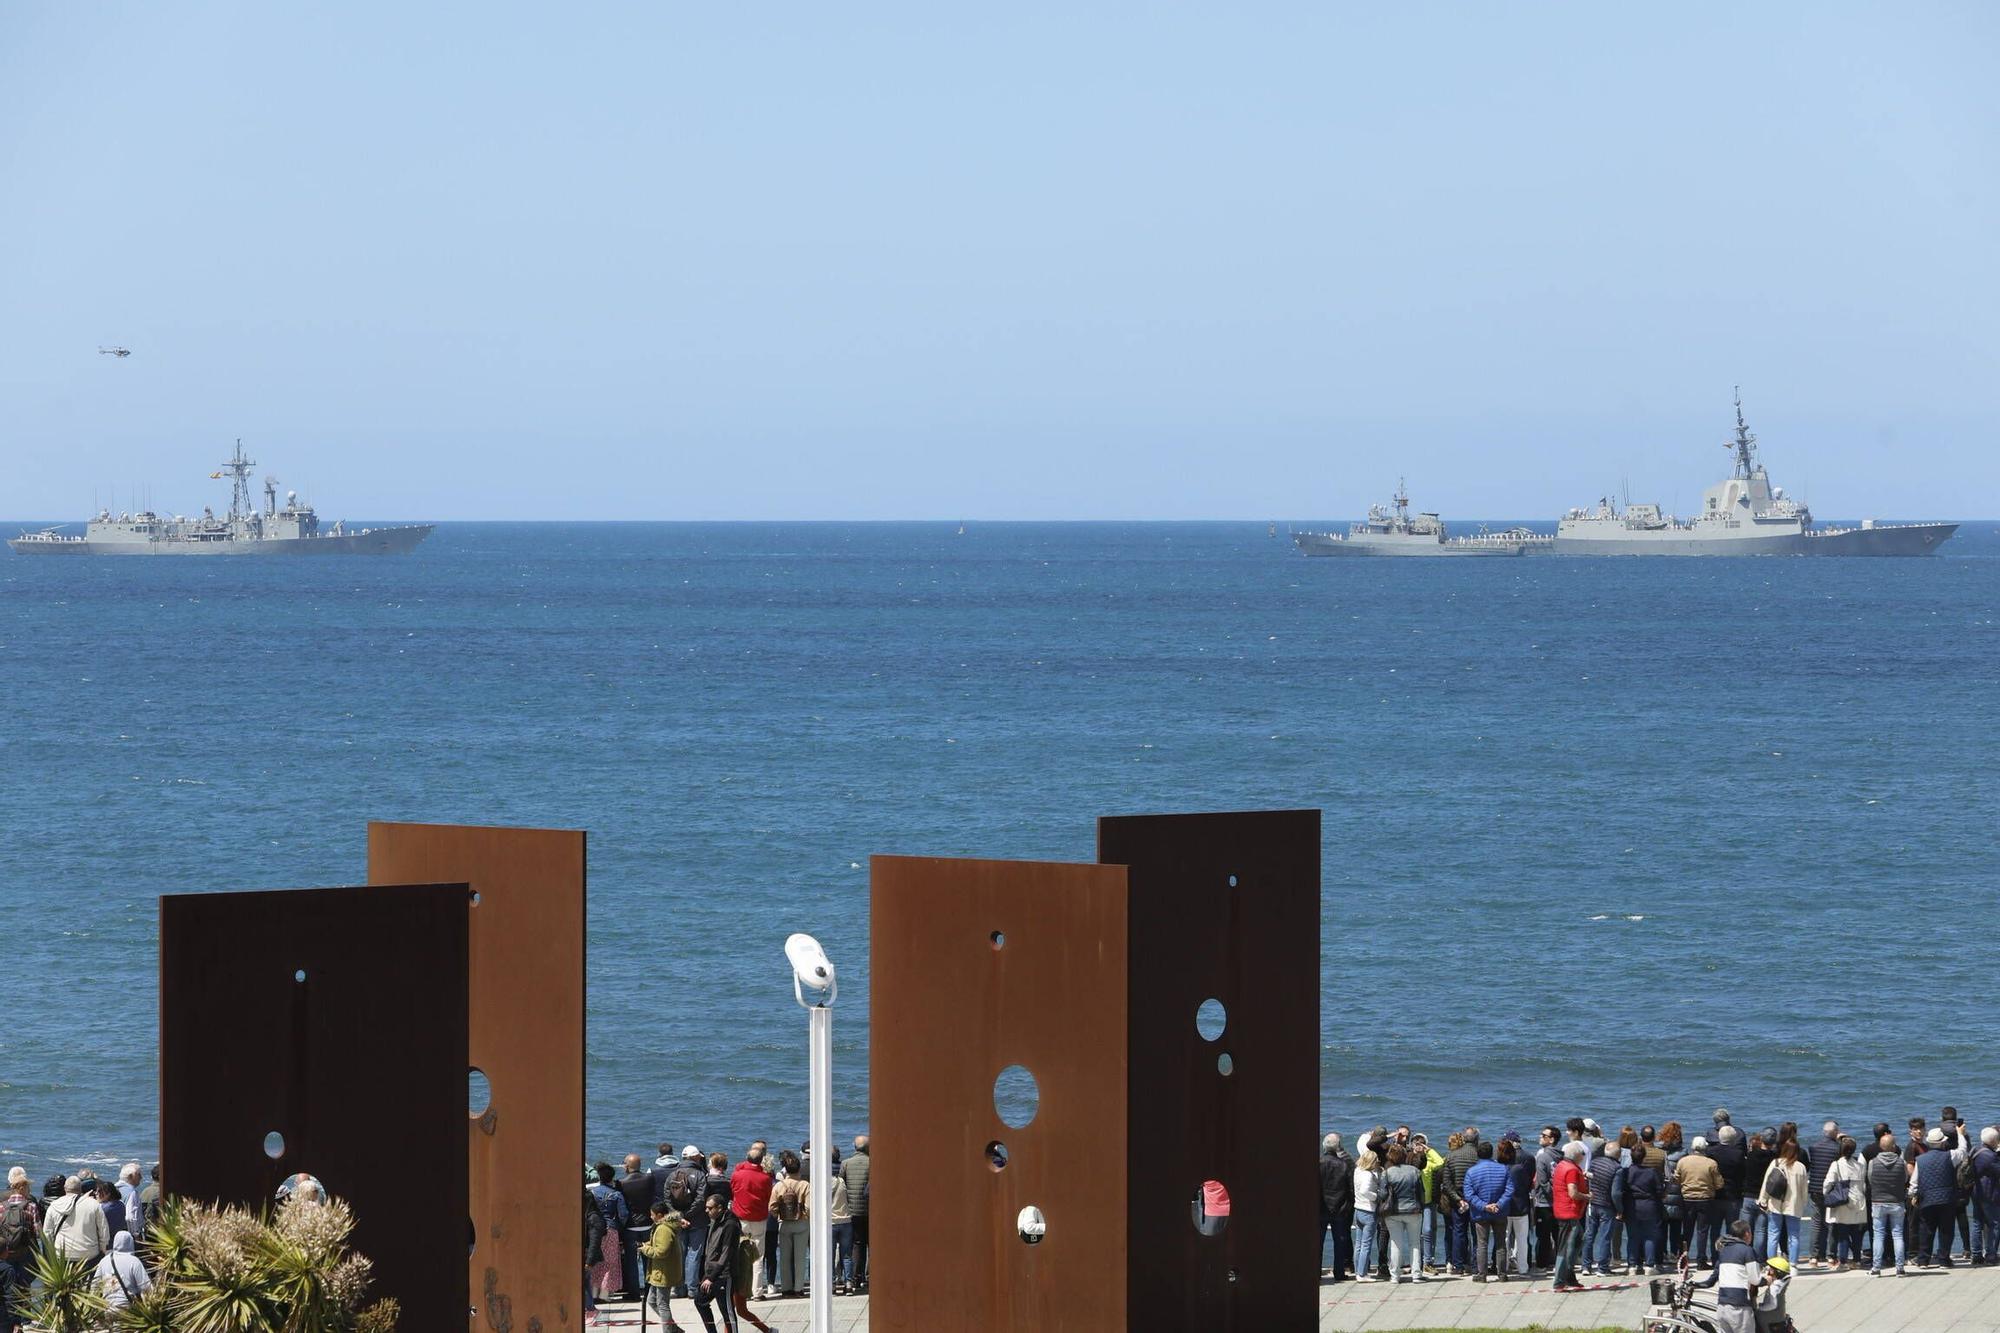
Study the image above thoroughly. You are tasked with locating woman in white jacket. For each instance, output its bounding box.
[1820,1136,1869,1270]
[1759,1138,1812,1267]
[1352,1148,1384,1281]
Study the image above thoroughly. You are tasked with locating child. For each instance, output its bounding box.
[639,1200,689,1332]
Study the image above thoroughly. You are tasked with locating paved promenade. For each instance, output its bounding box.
[591,1262,2000,1331]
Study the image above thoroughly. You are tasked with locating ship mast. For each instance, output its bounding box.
[221,440,257,522]
[1731,387,1758,480]
[1394,476,1410,525]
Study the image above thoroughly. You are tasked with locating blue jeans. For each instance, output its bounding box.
[1978,1198,2000,1264]
[682,1223,708,1294]
[1738,1198,1767,1260]
[1320,1209,1354,1276]
[1582,1205,1613,1271]
[830,1220,854,1284]
[1872,1202,1907,1271]
[622,1225,650,1297]
[1447,1205,1471,1270]
[1355,1210,1381,1276]
[1768,1213,1804,1266]
[1627,1216,1662,1270]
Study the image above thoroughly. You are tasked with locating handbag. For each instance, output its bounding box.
[1823,1174,1852,1209]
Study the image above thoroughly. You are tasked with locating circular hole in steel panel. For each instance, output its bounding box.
[985,1141,1008,1172]
[1017,1205,1046,1244]
[469,1067,492,1117]
[1217,1051,1234,1076]
[993,1065,1039,1129]
[263,1131,285,1160]
[1195,998,1226,1042]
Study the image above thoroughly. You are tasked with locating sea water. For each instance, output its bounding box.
[2,521,1996,1177]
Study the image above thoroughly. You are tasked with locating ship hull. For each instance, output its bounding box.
[1293,532,1526,557]
[1553,522,1956,556]
[9,524,433,555]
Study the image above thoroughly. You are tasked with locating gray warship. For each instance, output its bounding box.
[9,442,432,556]
[1294,482,1549,557]
[1554,393,1957,556]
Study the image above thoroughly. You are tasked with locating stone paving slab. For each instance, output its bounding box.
[588,1263,2000,1331]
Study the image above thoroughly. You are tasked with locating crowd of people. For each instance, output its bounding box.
[0,1162,167,1330]
[1315,1107,2000,1301]
[585,1134,870,1333]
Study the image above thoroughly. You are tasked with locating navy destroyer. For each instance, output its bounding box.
[10,442,432,556]
[1294,482,1549,557]
[1555,393,1956,556]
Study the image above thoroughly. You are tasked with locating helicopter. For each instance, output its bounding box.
[98,346,131,357]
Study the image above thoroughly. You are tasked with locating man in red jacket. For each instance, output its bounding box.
[729,1143,775,1296]
[1551,1141,1589,1291]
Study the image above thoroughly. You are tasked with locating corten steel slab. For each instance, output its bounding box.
[160,883,468,1332]
[869,856,1130,1333]
[368,821,587,1333]
[1098,809,1321,1331]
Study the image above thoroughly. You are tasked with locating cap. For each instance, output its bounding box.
[1691,1136,1709,1150]
[1582,1118,1599,1131]
[1926,1127,1947,1146]
[1768,1255,1791,1274]
[682,1145,703,1160]
[1502,1130,1522,1143]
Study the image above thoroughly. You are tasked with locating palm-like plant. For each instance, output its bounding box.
[11,1239,108,1333]
[134,1195,397,1333]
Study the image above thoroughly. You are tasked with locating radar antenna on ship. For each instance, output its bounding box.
[1730,387,1758,480]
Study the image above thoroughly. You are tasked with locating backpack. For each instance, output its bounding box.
[1956,1151,1977,1193]
[1763,1165,1788,1206]
[773,1181,804,1223]
[1376,1171,1401,1217]
[667,1165,701,1214]
[1663,1171,1684,1219]
[0,1197,31,1257]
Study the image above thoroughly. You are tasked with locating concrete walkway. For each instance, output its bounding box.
[590,1263,2000,1331]
[1319,1262,2000,1332]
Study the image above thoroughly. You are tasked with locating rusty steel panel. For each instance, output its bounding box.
[160,883,468,1332]
[869,856,1130,1333]
[367,822,587,1333]
[1098,809,1321,1331]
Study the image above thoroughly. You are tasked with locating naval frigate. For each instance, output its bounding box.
[9,442,432,556]
[1554,393,1957,556]
[1293,481,1549,557]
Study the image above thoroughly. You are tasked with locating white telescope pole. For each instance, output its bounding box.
[809,1004,833,1333]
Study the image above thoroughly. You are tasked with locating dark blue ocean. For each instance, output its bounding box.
[4,522,1998,1179]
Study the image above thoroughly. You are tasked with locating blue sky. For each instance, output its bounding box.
[3,2,1995,519]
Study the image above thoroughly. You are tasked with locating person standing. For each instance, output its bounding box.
[618,1153,660,1299]
[1584,1135,1621,1275]
[1319,1133,1354,1281]
[694,1194,741,1333]
[1866,1132,1909,1276]
[1351,1146,1383,1282]
[1821,1136,1868,1270]
[1461,1140,1515,1282]
[1411,1133,1446,1272]
[1970,1126,2000,1267]
[1913,1126,1959,1267]
[827,1170,853,1295]
[638,1200,689,1332]
[582,1187,605,1327]
[666,1147,710,1299]
[769,1151,810,1298]
[1676,1138,1726,1267]
[588,1164,628,1304]
[1532,1126,1561,1271]
[1740,1130,1776,1260]
[42,1176,109,1268]
[1624,1144,1668,1275]
[838,1135,871,1293]
[1380,1145,1425,1282]
[1761,1139,1810,1267]
[0,1171,40,1333]
[1804,1121,1842,1268]
[728,1144,774,1298]
[1442,1129,1479,1276]
[1502,1135,1536,1278]
[93,1232,151,1313]
[1552,1141,1588,1291]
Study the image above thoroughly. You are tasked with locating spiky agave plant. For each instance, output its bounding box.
[169,1202,278,1333]
[112,1285,176,1333]
[12,1239,108,1333]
